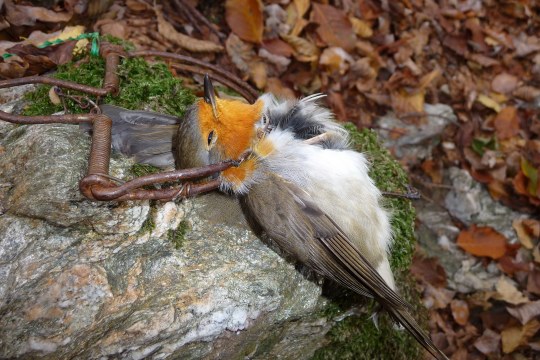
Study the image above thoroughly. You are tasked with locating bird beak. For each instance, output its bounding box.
[204,74,219,119]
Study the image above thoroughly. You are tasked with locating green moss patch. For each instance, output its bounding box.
[130,163,162,178]
[167,220,190,249]
[138,212,156,235]
[23,41,195,117]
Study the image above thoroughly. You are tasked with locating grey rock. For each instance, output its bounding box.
[444,167,527,241]
[376,103,456,163]
[0,91,333,359]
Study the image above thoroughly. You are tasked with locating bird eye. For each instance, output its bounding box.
[207,130,214,146]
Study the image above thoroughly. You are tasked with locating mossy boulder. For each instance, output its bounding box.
[8,43,424,359]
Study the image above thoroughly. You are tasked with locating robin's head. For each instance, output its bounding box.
[176,75,266,193]
[196,75,264,161]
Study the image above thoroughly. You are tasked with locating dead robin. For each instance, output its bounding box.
[100,75,448,360]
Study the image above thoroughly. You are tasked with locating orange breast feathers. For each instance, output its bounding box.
[197,98,264,160]
[220,136,277,191]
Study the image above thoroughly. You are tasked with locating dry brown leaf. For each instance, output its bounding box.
[419,68,442,89]
[285,2,309,37]
[421,159,443,184]
[262,38,293,57]
[411,253,447,287]
[507,300,540,325]
[494,106,520,140]
[470,53,501,67]
[501,319,540,353]
[390,88,425,114]
[2,40,76,78]
[327,92,347,121]
[225,0,264,43]
[101,22,128,40]
[528,268,540,296]
[476,94,502,112]
[474,328,501,355]
[311,3,356,51]
[249,61,267,90]
[265,77,295,99]
[450,299,469,326]
[0,58,28,79]
[258,48,290,73]
[492,73,520,94]
[513,219,536,249]
[495,276,530,305]
[423,283,455,309]
[226,34,267,89]
[534,244,540,264]
[126,0,150,11]
[226,33,255,74]
[456,225,508,259]
[281,34,319,62]
[524,219,540,238]
[349,17,373,38]
[514,33,540,57]
[513,85,540,102]
[155,6,223,52]
[4,0,73,27]
[319,47,353,75]
[294,0,310,18]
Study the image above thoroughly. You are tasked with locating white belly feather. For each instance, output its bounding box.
[260,129,396,289]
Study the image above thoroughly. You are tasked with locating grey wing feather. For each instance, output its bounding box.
[242,174,448,360]
[81,105,180,168]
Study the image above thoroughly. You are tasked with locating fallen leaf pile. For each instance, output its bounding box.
[1,0,540,358]
[414,219,540,358]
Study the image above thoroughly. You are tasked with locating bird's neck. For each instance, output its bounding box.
[219,133,277,194]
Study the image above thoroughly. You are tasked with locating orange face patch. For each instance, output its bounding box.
[221,158,256,190]
[197,98,263,160]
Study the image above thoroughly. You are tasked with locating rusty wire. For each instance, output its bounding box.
[0,42,257,201]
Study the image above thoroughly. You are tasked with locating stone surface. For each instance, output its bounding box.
[444,167,527,241]
[0,89,332,359]
[377,102,533,296]
[376,103,456,165]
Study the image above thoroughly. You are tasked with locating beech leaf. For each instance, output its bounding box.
[281,34,319,62]
[495,276,529,305]
[474,328,501,355]
[450,299,469,325]
[494,106,520,140]
[225,0,264,43]
[492,72,519,94]
[155,6,223,52]
[507,300,540,325]
[512,219,536,249]
[311,3,356,51]
[501,319,540,353]
[456,225,508,259]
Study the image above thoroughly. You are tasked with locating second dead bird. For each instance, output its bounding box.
[99,76,448,360]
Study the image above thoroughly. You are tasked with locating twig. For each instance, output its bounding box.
[173,0,226,40]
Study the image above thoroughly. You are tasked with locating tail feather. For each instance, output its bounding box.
[384,302,448,360]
